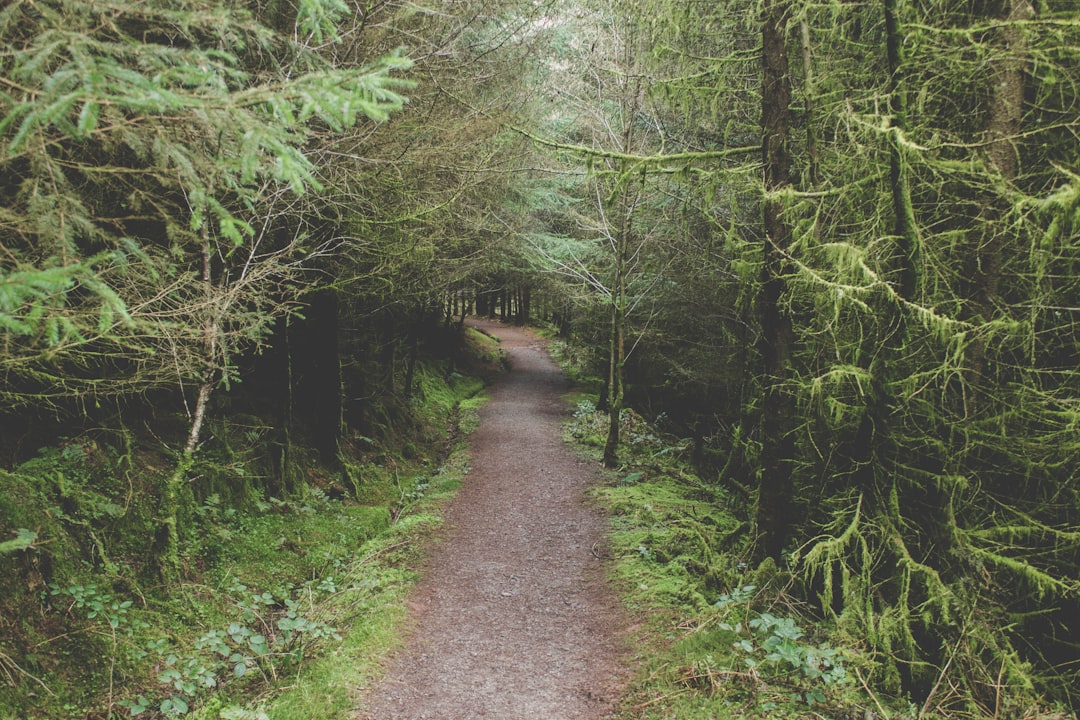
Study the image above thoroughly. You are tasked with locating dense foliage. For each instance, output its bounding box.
[0,0,532,716]
[1,0,1078,716]
[525,0,1080,714]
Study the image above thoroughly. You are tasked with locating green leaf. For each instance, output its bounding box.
[0,528,38,554]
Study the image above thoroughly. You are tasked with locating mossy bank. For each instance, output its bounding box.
[0,324,502,720]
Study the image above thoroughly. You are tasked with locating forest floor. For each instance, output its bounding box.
[359,318,629,719]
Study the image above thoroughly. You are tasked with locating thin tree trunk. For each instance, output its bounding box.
[157,238,217,582]
[403,327,420,399]
[279,315,293,495]
[799,19,819,189]
[844,0,922,526]
[457,290,468,327]
[603,276,626,468]
[602,66,641,470]
[310,291,341,464]
[885,0,919,302]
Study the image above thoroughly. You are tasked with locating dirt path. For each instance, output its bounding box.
[360,319,627,720]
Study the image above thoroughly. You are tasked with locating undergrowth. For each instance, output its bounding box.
[564,399,898,720]
[0,327,499,720]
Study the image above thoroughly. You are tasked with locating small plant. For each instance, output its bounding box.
[712,586,847,706]
[50,583,148,636]
[117,581,343,716]
[573,399,597,417]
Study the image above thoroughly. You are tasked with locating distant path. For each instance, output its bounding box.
[360,319,626,720]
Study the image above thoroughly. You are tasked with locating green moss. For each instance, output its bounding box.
[0,334,492,720]
[572,403,878,719]
[207,501,392,588]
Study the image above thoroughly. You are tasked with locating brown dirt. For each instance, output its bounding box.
[359,319,628,719]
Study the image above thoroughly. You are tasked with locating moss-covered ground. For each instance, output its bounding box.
[0,326,501,720]
[563,399,902,720]
[542,319,911,720]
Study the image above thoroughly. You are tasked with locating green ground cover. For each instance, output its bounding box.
[0,327,499,720]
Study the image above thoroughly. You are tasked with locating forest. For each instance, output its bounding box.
[1,0,1078,718]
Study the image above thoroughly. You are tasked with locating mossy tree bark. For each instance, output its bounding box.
[754,0,796,562]
[602,214,629,469]
[966,0,1034,392]
[156,237,218,583]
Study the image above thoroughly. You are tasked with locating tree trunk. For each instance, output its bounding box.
[457,290,469,327]
[156,238,218,582]
[799,19,819,189]
[967,0,1032,391]
[602,289,625,468]
[754,0,796,562]
[307,291,342,464]
[602,65,642,470]
[278,316,293,496]
[403,326,420,399]
[884,0,919,303]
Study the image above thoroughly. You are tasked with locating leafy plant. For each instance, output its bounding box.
[50,584,147,636]
[117,581,341,716]
[709,586,848,706]
[0,528,37,554]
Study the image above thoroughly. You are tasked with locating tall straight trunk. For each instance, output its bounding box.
[799,19,819,190]
[849,0,921,508]
[457,290,469,327]
[602,68,641,470]
[380,332,398,394]
[602,189,630,467]
[309,291,341,464]
[278,315,293,495]
[754,0,796,562]
[850,0,920,482]
[967,0,1032,391]
[403,328,420,399]
[846,0,929,561]
[519,286,531,325]
[603,266,626,468]
[885,0,919,302]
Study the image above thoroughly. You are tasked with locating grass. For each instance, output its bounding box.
[249,516,440,720]
[204,350,490,720]
[183,371,484,720]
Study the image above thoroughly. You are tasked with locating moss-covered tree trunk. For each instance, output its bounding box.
[967,0,1033,390]
[754,0,796,562]
[156,238,218,583]
[602,261,626,469]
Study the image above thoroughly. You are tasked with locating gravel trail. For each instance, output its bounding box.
[360,319,627,720]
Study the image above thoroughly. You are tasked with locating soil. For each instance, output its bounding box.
[359,319,628,719]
